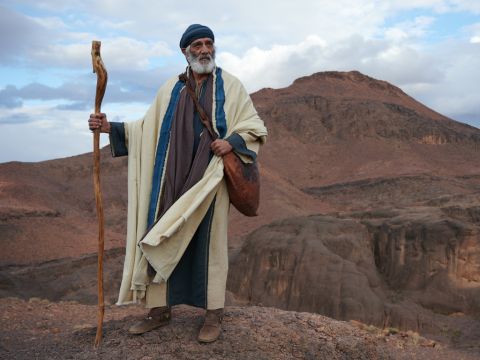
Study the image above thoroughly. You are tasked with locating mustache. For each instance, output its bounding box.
[193,52,214,61]
[185,46,216,74]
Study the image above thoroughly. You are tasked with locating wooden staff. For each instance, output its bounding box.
[91,40,107,348]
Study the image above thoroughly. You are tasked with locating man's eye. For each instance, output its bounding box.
[192,42,213,49]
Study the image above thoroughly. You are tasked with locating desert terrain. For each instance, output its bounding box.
[1,71,479,359]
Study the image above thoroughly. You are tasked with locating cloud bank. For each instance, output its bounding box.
[0,0,479,162]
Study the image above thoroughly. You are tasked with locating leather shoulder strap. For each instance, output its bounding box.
[179,73,217,139]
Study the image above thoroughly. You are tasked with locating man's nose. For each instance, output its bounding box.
[199,44,212,54]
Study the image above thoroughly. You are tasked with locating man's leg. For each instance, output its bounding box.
[198,184,229,343]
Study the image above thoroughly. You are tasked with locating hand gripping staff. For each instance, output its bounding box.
[91,40,107,348]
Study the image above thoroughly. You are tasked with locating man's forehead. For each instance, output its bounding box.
[190,37,214,45]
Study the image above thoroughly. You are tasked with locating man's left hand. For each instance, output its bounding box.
[211,139,232,156]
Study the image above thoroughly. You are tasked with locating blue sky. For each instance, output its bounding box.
[0,0,479,162]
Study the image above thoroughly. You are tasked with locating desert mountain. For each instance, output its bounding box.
[255,71,479,189]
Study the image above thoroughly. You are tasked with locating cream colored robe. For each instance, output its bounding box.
[116,68,267,309]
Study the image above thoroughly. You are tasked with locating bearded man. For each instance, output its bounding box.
[88,24,267,343]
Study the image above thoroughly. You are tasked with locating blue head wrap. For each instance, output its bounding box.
[179,24,215,48]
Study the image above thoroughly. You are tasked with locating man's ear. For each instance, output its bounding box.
[181,48,187,56]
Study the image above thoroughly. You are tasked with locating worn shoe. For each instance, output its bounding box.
[128,306,171,335]
[198,308,224,343]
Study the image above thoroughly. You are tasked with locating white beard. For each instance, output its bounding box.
[186,47,216,74]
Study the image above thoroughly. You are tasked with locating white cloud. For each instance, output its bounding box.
[4,0,389,52]
[383,0,480,14]
[31,37,173,71]
[0,5,55,64]
[0,101,147,162]
[445,0,480,13]
[219,34,441,93]
[29,16,68,30]
[218,36,328,92]
[385,16,436,42]
[426,43,480,112]
[465,22,480,43]
[101,19,135,30]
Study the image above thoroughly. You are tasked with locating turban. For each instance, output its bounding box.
[179,24,215,48]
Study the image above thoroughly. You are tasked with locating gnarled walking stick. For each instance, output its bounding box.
[91,40,107,348]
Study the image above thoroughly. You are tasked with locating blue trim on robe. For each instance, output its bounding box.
[109,122,128,157]
[214,68,227,139]
[147,80,185,227]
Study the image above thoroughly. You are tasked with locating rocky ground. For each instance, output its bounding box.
[2,297,478,360]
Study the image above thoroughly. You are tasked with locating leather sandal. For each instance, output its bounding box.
[198,308,223,343]
[128,306,171,335]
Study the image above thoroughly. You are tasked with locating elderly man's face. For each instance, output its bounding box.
[183,37,216,74]
[189,38,214,59]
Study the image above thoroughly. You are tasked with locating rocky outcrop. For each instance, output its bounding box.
[361,207,480,317]
[228,215,386,326]
[229,203,480,331]
[304,175,480,211]
[0,206,60,221]
[0,248,124,305]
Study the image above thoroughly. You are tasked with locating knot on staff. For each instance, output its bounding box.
[91,40,108,348]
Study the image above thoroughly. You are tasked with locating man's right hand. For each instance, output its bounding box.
[88,113,111,133]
